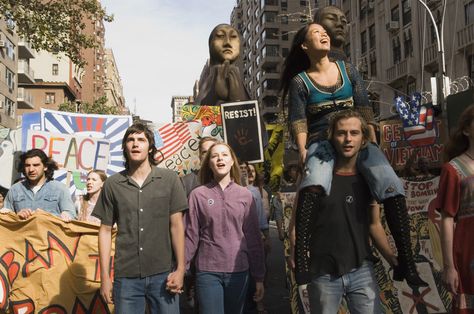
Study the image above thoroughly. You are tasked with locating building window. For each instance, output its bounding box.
[329,0,336,4]
[392,37,401,64]
[402,0,411,25]
[370,53,377,77]
[404,29,413,58]
[5,39,15,60]
[52,64,59,75]
[281,16,288,24]
[5,68,14,92]
[282,32,288,41]
[281,0,287,10]
[263,11,277,23]
[263,45,279,57]
[261,0,278,5]
[361,30,367,54]
[300,0,307,6]
[465,1,474,25]
[5,97,14,117]
[45,92,56,104]
[360,0,367,19]
[369,24,375,49]
[262,28,278,40]
[282,48,289,57]
[263,79,279,90]
[391,5,400,22]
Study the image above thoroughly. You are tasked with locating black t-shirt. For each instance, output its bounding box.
[310,172,373,277]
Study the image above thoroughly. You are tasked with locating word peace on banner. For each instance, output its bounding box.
[221,101,264,163]
[0,212,116,314]
[27,130,110,173]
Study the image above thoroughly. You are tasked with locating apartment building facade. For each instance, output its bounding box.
[231,0,474,121]
[104,48,127,114]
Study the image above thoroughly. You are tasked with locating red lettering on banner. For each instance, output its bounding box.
[88,254,114,281]
[38,305,67,314]
[11,299,35,314]
[22,232,81,277]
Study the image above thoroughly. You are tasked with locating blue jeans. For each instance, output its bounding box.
[113,272,179,314]
[196,270,249,314]
[301,141,404,202]
[308,261,381,314]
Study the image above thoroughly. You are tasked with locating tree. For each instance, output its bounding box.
[59,96,120,115]
[0,0,113,66]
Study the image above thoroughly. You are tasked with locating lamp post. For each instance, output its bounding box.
[415,0,448,113]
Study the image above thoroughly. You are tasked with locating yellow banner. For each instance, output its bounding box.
[0,212,115,314]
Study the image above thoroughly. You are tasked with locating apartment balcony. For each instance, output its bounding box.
[386,59,408,83]
[17,87,34,109]
[457,23,474,50]
[18,60,35,84]
[261,71,280,82]
[261,54,280,67]
[18,37,35,59]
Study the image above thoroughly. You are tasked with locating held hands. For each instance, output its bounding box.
[442,266,459,295]
[17,208,34,219]
[166,269,185,294]
[60,212,72,222]
[253,281,264,302]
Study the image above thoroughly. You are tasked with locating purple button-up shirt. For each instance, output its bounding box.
[185,181,265,282]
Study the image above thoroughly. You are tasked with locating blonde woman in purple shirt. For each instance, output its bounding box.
[185,142,265,314]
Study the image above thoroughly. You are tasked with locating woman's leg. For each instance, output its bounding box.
[196,271,225,313]
[357,143,427,287]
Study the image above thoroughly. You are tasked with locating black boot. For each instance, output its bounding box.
[384,195,428,287]
[294,187,320,285]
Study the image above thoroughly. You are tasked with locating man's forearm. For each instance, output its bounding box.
[98,225,113,280]
[170,212,185,271]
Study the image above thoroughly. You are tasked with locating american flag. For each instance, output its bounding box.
[395,93,426,138]
[154,122,191,162]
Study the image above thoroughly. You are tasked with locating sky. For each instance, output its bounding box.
[101,0,237,124]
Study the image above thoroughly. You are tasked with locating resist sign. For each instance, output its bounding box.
[27,130,110,172]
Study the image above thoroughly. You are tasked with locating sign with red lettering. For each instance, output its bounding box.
[379,118,447,171]
[26,130,110,172]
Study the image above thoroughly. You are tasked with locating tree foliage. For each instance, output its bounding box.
[0,0,113,66]
[59,96,120,115]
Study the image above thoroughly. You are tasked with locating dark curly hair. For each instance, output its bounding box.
[122,122,158,170]
[18,149,58,181]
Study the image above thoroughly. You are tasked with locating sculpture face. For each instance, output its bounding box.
[209,25,240,64]
[316,6,348,49]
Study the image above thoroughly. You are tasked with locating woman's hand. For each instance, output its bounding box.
[253,281,264,302]
[442,266,459,295]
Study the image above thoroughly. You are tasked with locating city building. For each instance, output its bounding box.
[171,96,193,122]
[17,51,82,116]
[104,48,127,114]
[231,0,474,121]
[0,17,19,129]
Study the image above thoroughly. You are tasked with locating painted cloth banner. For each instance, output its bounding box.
[282,176,452,314]
[262,124,284,192]
[0,212,115,313]
[0,128,21,189]
[153,121,203,176]
[379,118,447,171]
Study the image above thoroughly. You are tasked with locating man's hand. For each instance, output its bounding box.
[442,266,459,295]
[60,212,72,222]
[100,276,114,304]
[253,281,264,302]
[299,148,307,169]
[17,208,34,219]
[166,269,185,294]
[0,208,12,214]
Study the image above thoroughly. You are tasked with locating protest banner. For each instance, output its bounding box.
[27,130,110,173]
[221,101,264,163]
[152,121,203,176]
[379,118,447,171]
[180,104,223,140]
[280,176,452,314]
[0,212,115,313]
[262,124,284,191]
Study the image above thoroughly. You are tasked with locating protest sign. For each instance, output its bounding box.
[27,130,110,172]
[0,212,115,313]
[379,118,447,171]
[180,104,223,140]
[221,101,264,163]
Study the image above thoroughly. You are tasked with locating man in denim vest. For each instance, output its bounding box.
[3,149,76,221]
